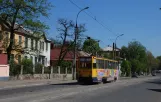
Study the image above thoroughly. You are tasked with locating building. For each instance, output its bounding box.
[50,43,91,67]
[0,24,25,63]
[102,45,121,59]
[24,33,51,67]
[0,23,51,67]
[0,54,9,80]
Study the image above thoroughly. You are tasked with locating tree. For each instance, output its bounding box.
[0,0,52,62]
[120,46,128,59]
[55,18,86,66]
[146,51,155,73]
[56,19,74,66]
[121,60,131,77]
[121,41,147,74]
[82,39,100,56]
[156,56,161,70]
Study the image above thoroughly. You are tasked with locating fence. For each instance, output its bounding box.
[9,65,73,80]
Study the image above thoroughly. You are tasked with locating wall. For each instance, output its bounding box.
[10,74,72,80]
[0,65,9,80]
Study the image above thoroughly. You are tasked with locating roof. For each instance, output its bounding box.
[50,48,91,61]
[50,48,77,61]
[78,51,91,57]
[1,23,50,42]
[102,46,120,51]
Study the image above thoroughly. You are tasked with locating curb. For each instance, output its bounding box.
[0,80,76,90]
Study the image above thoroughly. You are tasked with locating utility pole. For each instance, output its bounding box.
[113,42,115,60]
[73,7,89,80]
[114,34,124,60]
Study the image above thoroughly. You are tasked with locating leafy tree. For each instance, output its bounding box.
[121,60,131,77]
[121,41,147,74]
[156,56,161,70]
[82,39,100,56]
[120,46,128,59]
[103,53,108,58]
[0,0,52,62]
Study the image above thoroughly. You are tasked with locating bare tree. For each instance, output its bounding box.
[55,18,86,66]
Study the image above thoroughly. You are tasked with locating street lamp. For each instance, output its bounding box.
[114,34,124,59]
[73,7,89,80]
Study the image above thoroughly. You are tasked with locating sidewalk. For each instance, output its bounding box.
[0,75,153,90]
[0,79,76,90]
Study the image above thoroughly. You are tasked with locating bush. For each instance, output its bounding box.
[9,59,21,76]
[60,61,72,74]
[21,58,33,74]
[35,63,43,74]
[44,66,50,74]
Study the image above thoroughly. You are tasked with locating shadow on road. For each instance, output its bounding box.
[145,80,161,85]
[50,82,99,86]
[147,88,161,93]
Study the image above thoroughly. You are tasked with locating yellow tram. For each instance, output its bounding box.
[77,56,119,83]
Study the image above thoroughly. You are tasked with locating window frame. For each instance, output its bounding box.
[25,37,28,48]
[31,39,33,50]
[19,36,22,45]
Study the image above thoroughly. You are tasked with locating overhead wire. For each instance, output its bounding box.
[68,0,118,36]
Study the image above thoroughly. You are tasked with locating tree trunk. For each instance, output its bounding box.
[7,29,14,63]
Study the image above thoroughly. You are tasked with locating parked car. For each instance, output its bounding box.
[132,73,138,78]
[151,71,156,76]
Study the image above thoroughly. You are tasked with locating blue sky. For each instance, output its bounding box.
[43,0,161,57]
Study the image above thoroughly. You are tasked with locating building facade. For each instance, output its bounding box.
[23,34,51,67]
[0,24,51,67]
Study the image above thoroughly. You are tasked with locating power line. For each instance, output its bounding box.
[68,0,118,36]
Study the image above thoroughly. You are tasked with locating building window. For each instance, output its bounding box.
[35,57,37,64]
[19,36,22,45]
[42,42,44,51]
[30,56,33,62]
[25,37,28,48]
[31,39,33,50]
[5,32,9,41]
[42,58,45,65]
[40,41,41,50]
[25,56,27,59]
[45,58,47,65]
[10,54,14,60]
[39,57,41,63]
[46,43,48,51]
[35,40,38,50]
[18,55,21,64]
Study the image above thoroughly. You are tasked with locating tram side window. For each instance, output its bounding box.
[115,62,118,69]
[111,62,114,69]
[106,61,108,69]
[99,60,104,69]
[100,60,102,69]
[104,60,107,69]
[108,61,112,69]
[97,59,100,69]
[102,60,105,69]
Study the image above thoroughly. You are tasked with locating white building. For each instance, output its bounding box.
[24,34,51,67]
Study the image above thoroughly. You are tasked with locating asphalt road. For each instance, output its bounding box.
[54,77,161,102]
[0,76,161,102]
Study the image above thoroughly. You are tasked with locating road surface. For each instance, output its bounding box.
[0,76,161,102]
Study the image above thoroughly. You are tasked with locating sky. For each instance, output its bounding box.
[42,0,161,57]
